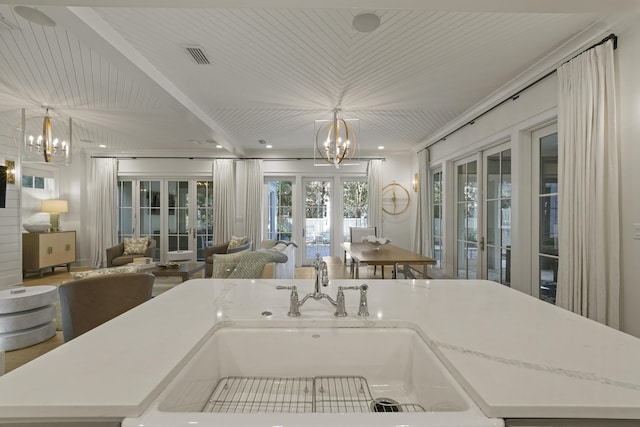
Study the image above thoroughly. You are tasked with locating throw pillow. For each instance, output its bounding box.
[123,238,149,255]
[228,250,288,279]
[228,235,248,250]
[211,249,250,278]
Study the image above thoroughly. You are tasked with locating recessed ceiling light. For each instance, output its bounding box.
[14,6,56,27]
[378,146,384,150]
[266,144,273,149]
[98,144,106,148]
[352,13,380,33]
[216,144,223,149]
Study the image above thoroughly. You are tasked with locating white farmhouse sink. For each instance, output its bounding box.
[124,327,503,427]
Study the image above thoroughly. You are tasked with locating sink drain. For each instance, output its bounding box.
[370,397,402,412]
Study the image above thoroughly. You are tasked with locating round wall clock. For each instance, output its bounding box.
[382,182,410,215]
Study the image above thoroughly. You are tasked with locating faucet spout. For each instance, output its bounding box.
[313,253,328,296]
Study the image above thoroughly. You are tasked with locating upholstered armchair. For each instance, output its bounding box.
[58,272,155,341]
[204,238,253,277]
[106,238,156,267]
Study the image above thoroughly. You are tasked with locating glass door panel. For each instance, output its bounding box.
[456,161,478,279]
[266,179,293,241]
[304,178,332,264]
[537,130,559,303]
[433,170,443,268]
[117,181,134,241]
[139,180,161,261]
[484,149,511,285]
[195,180,213,261]
[342,179,368,243]
[167,180,190,255]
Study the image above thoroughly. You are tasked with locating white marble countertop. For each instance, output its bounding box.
[0,278,639,422]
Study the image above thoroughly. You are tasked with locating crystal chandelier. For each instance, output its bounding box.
[21,108,72,164]
[314,109,357,169]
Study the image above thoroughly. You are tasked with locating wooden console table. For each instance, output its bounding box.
[22,231,76,277]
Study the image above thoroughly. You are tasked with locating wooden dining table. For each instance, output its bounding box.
[340,242,436,279]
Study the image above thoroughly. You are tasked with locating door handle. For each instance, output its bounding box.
[479,236,485,251]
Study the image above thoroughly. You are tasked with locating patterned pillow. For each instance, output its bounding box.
[228,250,288,279]
[227,235,248,250]
[123,238,149,255]
[211,249,250,278]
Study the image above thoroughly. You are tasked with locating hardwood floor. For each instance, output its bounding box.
[2,258,385,375]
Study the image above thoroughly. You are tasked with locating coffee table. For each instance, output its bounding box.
[151,262,205,282]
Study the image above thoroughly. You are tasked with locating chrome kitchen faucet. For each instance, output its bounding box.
[277,254,369,317]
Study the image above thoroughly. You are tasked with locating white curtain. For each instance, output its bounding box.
[557,39,620,328]
[244,159,263,247]
[213,159,236,243]
[367,159,383,235]
[88,158,118,267]
[413,149,433,257]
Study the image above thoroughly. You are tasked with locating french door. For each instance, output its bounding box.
[455,158,480,279]
[118,178,213,262]
[454,144,512,284]
[483,145,512,286]
[303,178,333,264]
[532,124,559,303]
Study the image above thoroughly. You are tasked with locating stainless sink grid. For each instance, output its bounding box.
[203,376,425,413]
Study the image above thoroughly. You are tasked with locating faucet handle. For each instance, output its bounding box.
[357,284,369,317]
[334,287,348,317]
[276,285,301,317]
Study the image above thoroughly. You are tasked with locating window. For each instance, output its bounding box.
[22,174,47,189]
[432,170,443,268]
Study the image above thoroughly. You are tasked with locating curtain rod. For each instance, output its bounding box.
[426,33,617,149]
[90,156,386,161]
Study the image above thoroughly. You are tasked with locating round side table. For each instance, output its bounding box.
[0,286,57,351]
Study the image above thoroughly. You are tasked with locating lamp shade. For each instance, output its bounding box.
[41,199,68,213]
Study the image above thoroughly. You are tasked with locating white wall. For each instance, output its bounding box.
[0,110,22,289]
[616,20,640,337]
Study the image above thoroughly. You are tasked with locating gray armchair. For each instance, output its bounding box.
[204,239,252,277]
[106,238,156,267]
[58,273,154,341]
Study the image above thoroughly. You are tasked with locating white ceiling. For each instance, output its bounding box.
[0,1,635,159]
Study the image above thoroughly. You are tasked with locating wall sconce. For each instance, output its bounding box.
[412,173,419,192]
[5,160,16,184]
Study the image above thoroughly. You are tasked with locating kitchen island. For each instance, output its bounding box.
[0,278,639,426]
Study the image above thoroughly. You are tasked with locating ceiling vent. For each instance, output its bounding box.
[185,46,210,65]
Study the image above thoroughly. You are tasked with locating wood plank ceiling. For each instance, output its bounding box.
[0,2,620,157]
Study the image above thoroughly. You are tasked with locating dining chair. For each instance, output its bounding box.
[349,226,378,276]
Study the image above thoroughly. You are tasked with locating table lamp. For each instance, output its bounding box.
[41,199,68,232]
